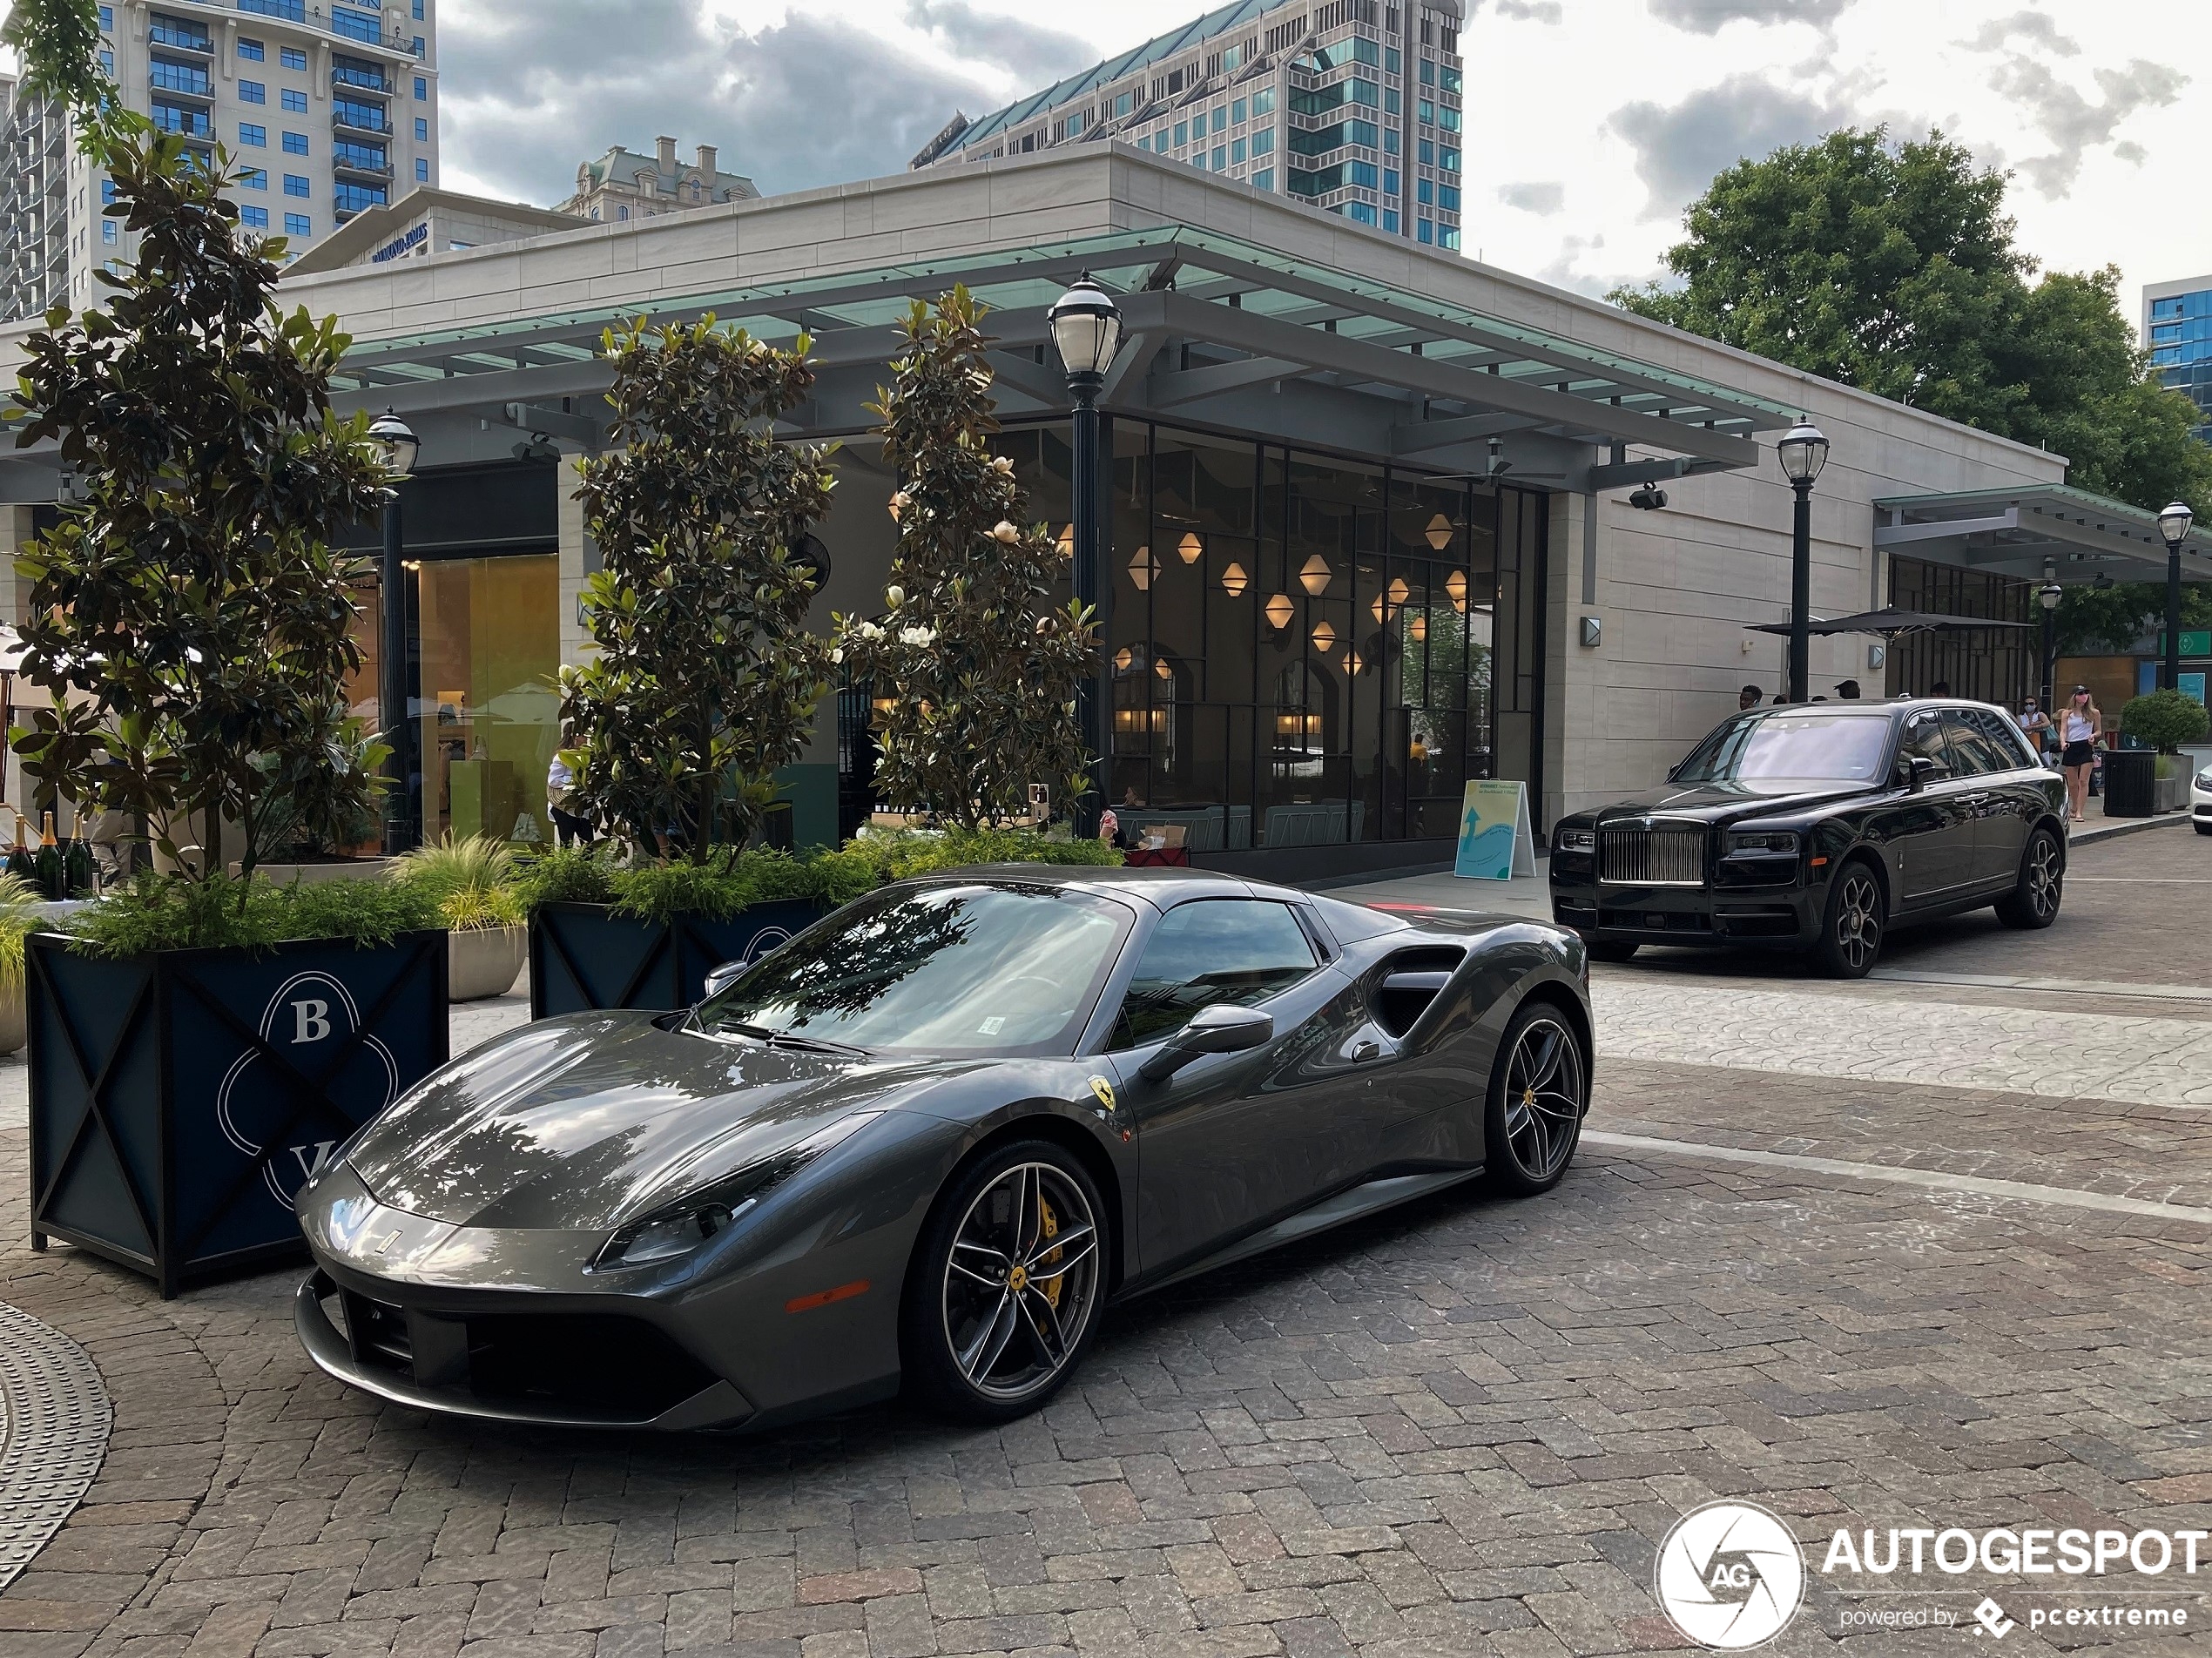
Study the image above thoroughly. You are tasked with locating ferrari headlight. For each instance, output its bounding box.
[590,1114,878,1271]
[1726,831,1799,855]
[1554,828,1596,853]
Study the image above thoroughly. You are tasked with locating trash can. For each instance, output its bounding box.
[2101,747,2155,818]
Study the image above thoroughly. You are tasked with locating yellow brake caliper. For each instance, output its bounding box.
[1035,1196,1064,1309]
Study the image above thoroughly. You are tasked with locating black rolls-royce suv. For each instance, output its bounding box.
[1548,699,2067,977]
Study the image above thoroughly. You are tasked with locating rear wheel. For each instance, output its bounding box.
[1583,938,1640,963]
[1812,859,1885,979]
[1483,1000,1588,1196]
[1993,826,2064,929]
[901,1140,1108,1423]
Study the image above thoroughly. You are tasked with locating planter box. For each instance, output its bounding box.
[2153,772,2188,814]
[448,925,526,1001]
[529,900,827,1019]
[27,930,448,1297]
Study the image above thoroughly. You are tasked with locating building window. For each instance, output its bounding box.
[239,167,266,188]
[238,36,264,58]
[617,205,630,219]
[97,3,111,25]
[101,220,117,244]
[1417,218,1433,243]
[1382,208,1399,233]
[415,157,428,181]
[281,89,307,112]
[412,0,422,13]
[240,205,269,228]
[1231,138,1245,164]
[1350,159,1378,187]
[1418,138,1434,165]
[1383,128,1399,155]
[1231,98,1245,124]
[1349,201,1376,225]
[1211,106,1227,134]
[280,45,307,70]
[1253,168,1273,191]
[1211,145,1225,170]
[1420,57,1436,84]
[282,131,308,154]
[239,122,266,145]
[415,117,428,140]
[1436,184,1460,209]
[415,77,428,99]
[239,79,266,103]
[412,35,425,55]
[1251,128,1273,156]
[98,47,112,71]
[1438,105,1460,131]
[1384,167,1399,196]
[284,212,310,236]
[1439,146,1460,172]
[1386,46,1400,72]
[1418,98,1434,124]
[1439,226,1460,249]
[1251,88,1274,116]
[283,173,309,197]
[1351,77,1379,106]
[1440,64,1462,91]
[1173,121,1187,146]
[1417,177,1433,205]
[101,179,117,204]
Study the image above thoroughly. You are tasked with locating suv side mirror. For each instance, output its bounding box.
[701,960,745,1001]
[1905,755,1938,793]
[1139,1003,1273,1083]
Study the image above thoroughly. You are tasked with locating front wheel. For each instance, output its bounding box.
[1483,1000,1589,1196]
[1993,826,2064,929]
[1812,860,1885,978]
[900,1141,1108,1424]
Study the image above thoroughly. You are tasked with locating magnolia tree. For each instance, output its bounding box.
[838,288,1096,829]
[3,14,394,881]
[561,318,835,860]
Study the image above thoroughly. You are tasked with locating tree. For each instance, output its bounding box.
[1614,128,2212,656]
[9,129,394,880]
[561,318,834,860]
[836,288,1096,829]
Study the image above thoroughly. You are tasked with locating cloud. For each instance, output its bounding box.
[1990,55,2188,195]
[1495,0,1563,20]
[904,0,1093,86]
[440,1,990,205]
[1608,75,1848,217]
[1644,0,1853,36]
[1534,234,1657,300]
[1497,180,1565,215]
[1963,10,2080,57]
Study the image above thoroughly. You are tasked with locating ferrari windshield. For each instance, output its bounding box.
[1672,712,1892,792]
[695,883,1132,1056]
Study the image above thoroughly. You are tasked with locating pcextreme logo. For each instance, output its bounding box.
[1655,1501,1807,1649]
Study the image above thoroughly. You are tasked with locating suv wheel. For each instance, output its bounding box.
[1993,826,2064,929]
[1812,860,1885,978]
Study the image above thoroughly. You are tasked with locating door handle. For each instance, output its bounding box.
[1351,1040,1380,1063]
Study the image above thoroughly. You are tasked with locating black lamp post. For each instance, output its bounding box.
[368,409,420,854]
[2158,500,2194,691]
[1776,417,1830,704]
[2038,578,2062,716]
[1048,273,1124,835]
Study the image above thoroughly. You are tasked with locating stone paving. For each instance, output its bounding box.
[0,831,2209,1657]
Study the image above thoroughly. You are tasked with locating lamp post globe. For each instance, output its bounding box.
[1049,275,1126,837]
[2158,501,2193,691]
[2037,581,2062,716]
[369,408,421,853]
[1777,417,1828,704]
[368,408,420,478]
[2038,583,2063,612]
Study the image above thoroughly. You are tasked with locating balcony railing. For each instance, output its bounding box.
[148,22,213,51]
[151,104,213,137]
[333,149,391,179]
[332,104,391,135]
[331,64,392,93]
[149,62,214,97]
[234,0,421,54]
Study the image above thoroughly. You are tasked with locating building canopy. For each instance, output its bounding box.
[1874,484,2212,586]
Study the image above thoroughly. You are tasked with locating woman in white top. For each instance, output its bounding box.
[2058,686,2101,824]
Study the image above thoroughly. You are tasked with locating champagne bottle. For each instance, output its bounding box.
[3,818,32,884]
[33,812,62,901]
[64,834,93,900]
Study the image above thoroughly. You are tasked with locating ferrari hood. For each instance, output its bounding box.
[343,1013,976,1231]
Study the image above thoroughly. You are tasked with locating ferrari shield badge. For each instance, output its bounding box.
[1087,1075,1117,1112]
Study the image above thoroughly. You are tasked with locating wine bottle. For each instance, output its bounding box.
[3,818,32,884]
[33,812,62,901]
[64,834,93,900]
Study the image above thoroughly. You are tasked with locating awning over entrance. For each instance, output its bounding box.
[318,225,1796,482]
[1873,484,2212,584]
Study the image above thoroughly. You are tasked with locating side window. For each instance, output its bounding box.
[1939,711,2010,776]
[1896,711,1954,781]
[1112,900,1317,1048]
[1966,706,2037,771]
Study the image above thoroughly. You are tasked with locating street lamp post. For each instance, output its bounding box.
[2158,500,2194,692]
[368,410,420,855]
[1048,273,1124,836]
[1776,417,1830,704]
[2038,579,2063,717]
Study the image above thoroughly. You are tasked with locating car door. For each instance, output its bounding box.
[1888,709,1978,905]
[1964,706,2047,879]
[1104,897,1366,1279]
[1942,709,2030,885]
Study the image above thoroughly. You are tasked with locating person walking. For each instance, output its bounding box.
[2058,685,2101,824]
[2018,697,2053,765]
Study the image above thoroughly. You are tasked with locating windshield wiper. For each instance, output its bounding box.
[710,1019,869,1058]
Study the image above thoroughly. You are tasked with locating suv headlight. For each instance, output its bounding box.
[1726,831,1800,855]
[1554,828,1596,853]
[590,1114,877,1271]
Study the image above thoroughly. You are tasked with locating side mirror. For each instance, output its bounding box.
[1138,1004,1273,1083]
[1905,756,1938,793]
[700,960,745,1001]
[1664,763,1683,783]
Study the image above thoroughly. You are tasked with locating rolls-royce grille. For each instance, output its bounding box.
[1599,826,1707,886]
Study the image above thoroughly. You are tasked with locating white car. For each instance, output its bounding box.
[2196,764,2212,835]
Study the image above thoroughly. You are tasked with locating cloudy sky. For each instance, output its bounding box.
[438,0,2208,325]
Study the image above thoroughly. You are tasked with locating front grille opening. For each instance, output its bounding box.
[465,1314,718,1419]
[340,1291,413,1374]
[1718,907,1799,938]
[1599,826,1707,886]
[1373,947,1464,1038]
[1599,908,1712,934]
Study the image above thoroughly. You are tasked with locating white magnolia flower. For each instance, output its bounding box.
[991,455,1014,475]
[991,521,1020,543]
[886,584,906,607]
[888,490,910,522]
[898,626,938,648]
[829,646,844,664]
[855,620,885,641]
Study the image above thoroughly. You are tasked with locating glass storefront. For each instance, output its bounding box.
[413,553,563,848]
[1886,556,2033,707]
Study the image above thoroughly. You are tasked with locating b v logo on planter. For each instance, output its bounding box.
[292,998,333,1044]
[218,972,400,1211]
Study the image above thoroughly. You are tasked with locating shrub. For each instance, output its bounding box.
[0,874,42,994]
[65,873,441,959]
[509,844,617,913]
[441,887,526,933]
[393,832,517,903]
[2120,688,2210,753]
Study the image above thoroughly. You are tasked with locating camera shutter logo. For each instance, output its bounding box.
[215,971,399,1210]
[1654,1500,1805,1649]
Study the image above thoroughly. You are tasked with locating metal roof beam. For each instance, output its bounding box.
[1144,354,1307,408]
[1391,412,1538,454]
[1874,510,2019,547]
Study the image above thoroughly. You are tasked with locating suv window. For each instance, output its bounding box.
[1963,706,2038,771]
[1895,709,1954,782]
[1940,711,2013,776]
[1111,899,1318,1048]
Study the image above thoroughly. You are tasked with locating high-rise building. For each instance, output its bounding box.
[2146,274,2212,444]
[557,138,759,225]
[912,0,1465,249]
[0,0,440,320]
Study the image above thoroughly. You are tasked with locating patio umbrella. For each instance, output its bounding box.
[1745,605,2035,637]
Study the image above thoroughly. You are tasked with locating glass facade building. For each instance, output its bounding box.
[2146,276,2212,444]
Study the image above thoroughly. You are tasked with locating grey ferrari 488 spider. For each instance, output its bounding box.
[296,866,1592,1432]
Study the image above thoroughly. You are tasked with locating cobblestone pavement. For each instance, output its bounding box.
[2,835,2210,1657]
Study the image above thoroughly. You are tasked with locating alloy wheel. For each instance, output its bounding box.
[2026,835,2062,920]
[941,1162,1102,1402]
[1501,1016,1586,1181]
[1833,870,1882,973]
